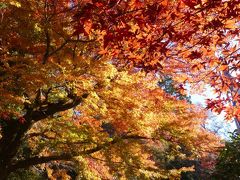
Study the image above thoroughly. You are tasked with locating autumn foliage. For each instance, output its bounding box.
[71,0,240,118]
[0,0,239,179]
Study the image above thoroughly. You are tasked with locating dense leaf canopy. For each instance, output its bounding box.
[0,0,239,179]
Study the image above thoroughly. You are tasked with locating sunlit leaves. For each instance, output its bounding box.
[0,0,234,178]
[70,0,240,120]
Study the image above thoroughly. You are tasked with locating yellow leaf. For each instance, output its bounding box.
[84,19,92,34]
[219,64,228,71]
[10,1,21,7]
[225,20,236,29]
[175,74,188,82]
[209,59,219,67]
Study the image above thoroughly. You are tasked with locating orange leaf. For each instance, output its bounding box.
[225,20,236,29]
[219,64,228,71]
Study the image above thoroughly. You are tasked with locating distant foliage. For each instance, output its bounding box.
[158,76,191,103]
[212,131,240,179]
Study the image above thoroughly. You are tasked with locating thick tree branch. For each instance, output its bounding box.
[0,88,88,179]
[27,93,88,122]
[10,134,149,171]
[10,154,73,171]
[42,29,51,64]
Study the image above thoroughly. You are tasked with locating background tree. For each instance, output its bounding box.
[212,131,240,179]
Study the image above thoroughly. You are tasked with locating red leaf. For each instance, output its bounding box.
[103,33,114,48]
[188,51,202,59]
[1,112,10,121]
[182,0,199,9]
[18,117,26,124]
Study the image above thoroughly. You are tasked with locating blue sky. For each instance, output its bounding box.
[189,86,236,139]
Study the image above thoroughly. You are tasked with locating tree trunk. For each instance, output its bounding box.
[0,120,32,179]
[224,70,240,133]
[0,92,87,179]
[0,166,10,180]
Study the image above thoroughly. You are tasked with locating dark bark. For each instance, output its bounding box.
[0,120,32,180]
[0,92,88,179]
[30,95,85,121]
[9,134,148,171]
[42,29,50,64]
[10,154,73,171]
[224,70,240,133]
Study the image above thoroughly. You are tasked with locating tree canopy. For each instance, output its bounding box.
[0,0,239,179]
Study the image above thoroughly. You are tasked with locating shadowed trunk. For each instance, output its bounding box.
[0,91,88,179]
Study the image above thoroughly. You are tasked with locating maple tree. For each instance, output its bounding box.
[71,0,240,125]
[2,59,220,179]
[0,0,238,179]
[1,0,239,122]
